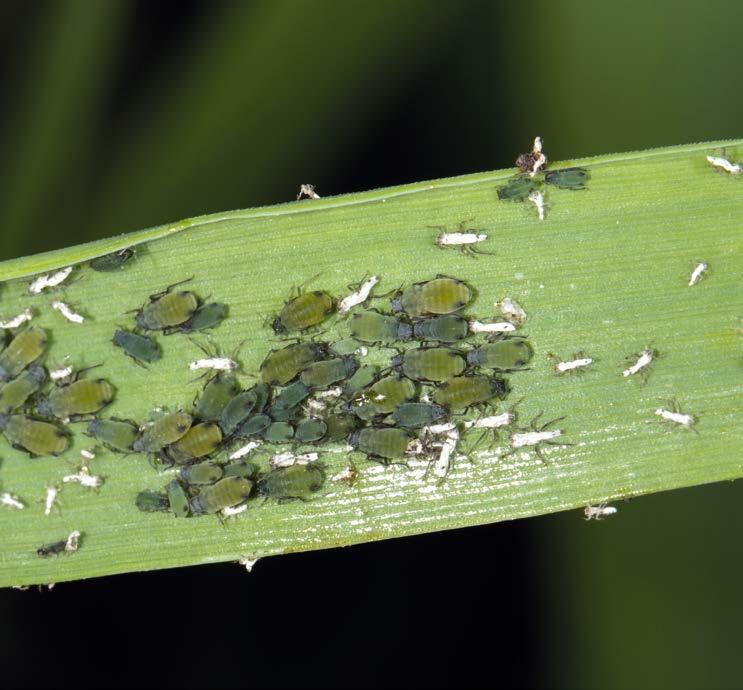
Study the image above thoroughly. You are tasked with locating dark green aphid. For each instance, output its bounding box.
[0,365,46,413]
[466,338,533,372]
[220,390,259,435]
[194,374,240,421]
[366,375,417,415]
[330,338,365,356]
[112,329,161,365]
[391,276,472,317]
[190,476,253,515]
[272,381,311,411]
[390,402,448,429]
[0,326,47,382]
[236,413,271,437]
[433,375,507,411]
[393,347,466,382]
[544,167,590,190]
[268,403,303,423]
[166,479,190,518]
[133,411,192,453]
[300,357,358,389]
[294,418,327,443]
[413,315,468,343]
[0,413,68,456]
[90,247,135,272]
[350,427,413,461]
[223,461,259,479]
[260,342,327,386]
[38,378,115,420]
[36,539,68,558]
[497,176,539,201]
[135,280,199,331]
[179,461,224,485]
[177,302,227,333]
[342,364,379,396]
[349,311,413,344]
[250,383,271,413]
[255,463,325,501]
[86,418,138,452]
[135,490,169,513]
[164,422,223,464]
[272,290,335,334]
[263,421,295,443]
[325,413,359,441]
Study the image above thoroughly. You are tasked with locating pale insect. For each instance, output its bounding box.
[584,503,617,520]
[297,184,321,199]
[706,155,741,175]
[189,356,238,373]
[65,530,81,552]
[269,451,319,469]
[463,411,515,430]
[50,301,84,324]
[229,440,262,460]
[423,421,457,435]
[655,402,696,430]
[497,297,527,325]
[331,466,357,484]
[432,427,459,479]
[516,136,547,177]
[28,266,74,295]
[62,466,104,489]
[44,485,60,516]
[49,365,74,383]
[238,556,260,572]
[548,352,594,375]
[528,190,545,221]
[435,232,487,247]
[80,448,96,460]
[469,320,516,335]
[0,308,33,329]
[222,504,248,517]
[511,428,562,448]
[622,348,655,378]
[338,275,379,314]
[688,262,708,287]
[1,491,24,510]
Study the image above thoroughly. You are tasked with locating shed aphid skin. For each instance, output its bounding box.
[688,261,708,287]
[510,415,569,462]
[338,275,379,314]
[654,402,697,431]
[269,451,319,469]
[432,426,459,479]
[463,411,516,431]
[622,348,657,379]
[468,320,516,335]
[36,530,81,558]
[49,365,74,383]
[1,491,24,509]
[432,220,491,257]
[297,184,320,199]
[331,465,357,484]
[62,465,104,489]
[222,504,248,517]
[44,485,60,516]
[80,448,96,460]
[584,503,617,521]
[0,308,33,329]
[229,440,262,460]
[706,154,741,175]
[50,300,84,324]
[515,136,547,177]
[528,189,545,221]
[65,530,81,552]
[238,556,260,572]
[28,266,73,295]
[189,355,238,373]
[497,297,527,326]
[548,352,594,375]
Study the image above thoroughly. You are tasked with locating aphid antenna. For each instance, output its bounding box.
[69,363,104,382]
[150,276,194,300]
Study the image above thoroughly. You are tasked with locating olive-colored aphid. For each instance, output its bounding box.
[466,338,533,372]
[366,375,417,415]
[135,490,169,513]
[272,290,335,334]
[90,247,135,272]
[544,167,590,190]
[433,375,507,411]
[391,276,472,317]
[194,374,240,421]
[0,365,46,413]
[37,539,68,558]
[255,463,325,501]
[133,411,192,453]
[0,413,68,456]
[324,413,359,441]
[390,402,448,429]
[86,418,138,452]
[179,461,224,485]
[272,381,311,411]
[164,422,223,464]
[349,311,413,344]
[497,176,539,201]
[222,461,259,479]
[342,364,379,395]
[260,342,327,386]
[220,390,259,435]
[330,338,364,356]
[350,427,413,461]
[177,302,227,333]
[295,418,327,443]
[135,281,199,332]
[393,347,466,382]
[263,421,295,443]
[236,413,271,437]
[413,315,469,343]
[300,357,358,389]
[0,326,47,382]
[268,403,302,423]
[38,378,115,420]
[166,479,190,518]
[113,329,161,365]
[190,476,254,515]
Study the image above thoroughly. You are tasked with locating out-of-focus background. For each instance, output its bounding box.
[1,1,742,688]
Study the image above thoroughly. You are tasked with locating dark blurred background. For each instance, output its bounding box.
[2,1,743,688]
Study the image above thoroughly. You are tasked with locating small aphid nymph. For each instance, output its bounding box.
[297,184,320,200]
[706,154,741,175]
[28,266,73,295]
[338,275,379,314]
[584,503,617,521]
[622,348,656,379]
[528,190,545,221]
[50,301,85,324]
[0,308,33,329]
[688,262,708,287]
[1,491,24,509]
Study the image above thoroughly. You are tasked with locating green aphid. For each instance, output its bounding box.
[349,311,413,344]
[300,357,358,389]
[89,247,135,272]
[294,418,327,443]
[220,390,259,435]
[0,326,47,382]
[268,403,302,423]
[133,411,192,453]
[194,373,240,421]
[86,418,139,452]
[366,375,417,415]
[38,378,115,420]
[166,479,191,518]
[190,476,254,515]
[391,276,473,317]
[255,463,325,501]
[330,338,365,356]
[37,539,68,558]
[135,280,199,332]
[325,413,359,441]
[250,383,272,413]
[0,365,46,413]
[342,364,379,395]
[177,302,227,333]
[135,490,169,513]
[112,329,161,365]
[260,342,327,386]
[390,402,448,429]
[272,381,311,411]
[263,421,295,443]
[179,461,224,485]
[497,176,539,201]
[350,427,413,461]
[0,413,68,456]
[164,422,223,464]
[544,167,590,190]
[272,290,335,334]
[236,413,271,437]
[393,347,466,382]
[222,461,259,479]
[413,315,469,343]
[433,375,507,411]
[466,337,533,372]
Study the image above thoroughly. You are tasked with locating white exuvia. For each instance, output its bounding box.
[0,308,33,329]
[62,466,103,489]
[222,504,248,517]
[238,556,260,572]
[229,441,262,460]
[80,449,96,460]
[435,232,487,247]
[65,530,82,552]
[49,365,74,382]
[1,492,24,510]
[688,262,708,287]
[463,412,515,430]
[297,184,320,199]
[269,451,319,469]
[51,301,84,324]
[469,320,516,334]
[528,190,545,220]
[432,428,459,479]
[622,349,654,378]
[189,357,238,372]
[706,155,741,175]
[511,429,562,449]
[44,486,60,516]
[331,466,357,483]
[655,407,695,428]
[28,266,73,295]
[584,503,617,520]
[498,297,527,325]
[338,275,379,314]
[554,356,594,374]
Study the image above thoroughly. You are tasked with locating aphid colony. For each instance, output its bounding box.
[135,273,543,520]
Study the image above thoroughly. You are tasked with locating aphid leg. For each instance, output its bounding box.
[69,363,103,383]
[150,276,194,301]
